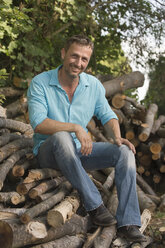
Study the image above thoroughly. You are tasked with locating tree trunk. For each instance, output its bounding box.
[31,235,85,248]
[137,185,156,212]
[0,138,33,162]
[103,71,144,98]
[23,168,62,183]
[0,133,21,147]
[0,219,47,248]
[0,148,32,190]
[47,191,80,228]
[138,103,158,142]
[94,225,116,248]
[29,177,65,199]
[20,181,72,224]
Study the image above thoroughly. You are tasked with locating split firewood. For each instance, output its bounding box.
[151,115,165,135]
[0,117,33,137]
[89,174,110,197]
[107,186,118,216]
[159,193,165,212]
[157,127,165,138]
[122,101,135,118]
[146,194,161,206]
[0,219,47,248]
[16,180,39,195]
[29,176,65,199]
[112,209,151,248]
[23,168,62,183]
[0,138,33,162]
[36,188,58,203]
[137,185,156,212]
[47,191,80,228]
[149,138,165,155]
[20,181,72,224]
[21,214,91,247]
[0,87,24,98]
[103,71,144,98]
[31,234,85,248]
[6,96,28,119]
[153,172,162,184]
[136,173,157,196]
[103,169,115,191]
[138,103,158,142]
[87,122,108,142]
[12,158,36,178]
[89,170,106,184]
[124,96,146,111]
[130,236,153,248]
[0,191,25,205]
[0,132,21,147]
[111,93,125,109]
[83,226,102,248]
[0,208,27,220]
[0,147,32,190]
[94,225,116,248]
[0,105,6,118]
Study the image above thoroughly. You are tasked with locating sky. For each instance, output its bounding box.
[121,37,165,101]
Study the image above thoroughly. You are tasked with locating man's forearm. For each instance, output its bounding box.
[34,118,79,135]
[104,119,121,140]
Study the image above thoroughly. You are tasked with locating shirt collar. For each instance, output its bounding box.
[49,65,90,87]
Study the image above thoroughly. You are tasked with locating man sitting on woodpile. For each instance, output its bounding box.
[27,34,146,242]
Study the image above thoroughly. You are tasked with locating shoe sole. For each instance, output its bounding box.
[93,219,117,227]
[118,233,147,242]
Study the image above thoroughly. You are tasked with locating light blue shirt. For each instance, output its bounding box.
[27,66,118,155]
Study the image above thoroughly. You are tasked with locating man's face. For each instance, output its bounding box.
[61,42,93,79]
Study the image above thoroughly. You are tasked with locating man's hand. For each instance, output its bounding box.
[114,137,136,154]
[75,125,93,155]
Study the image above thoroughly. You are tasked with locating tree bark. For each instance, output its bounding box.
[6,97,28,119]
[0,118,33,137]
[47,191,80,228]
[20,181,72,224]
[29,177,65,199]
[0,133,21,147]
[151,115,165,135]
[0,219,47,248]
[0,87,24,98]
[103,71,144,98]
[0,148,32,190]
[0,138,33,162]
[138,103,158,142]
[23,168,62,183]
[31,235,85,248]
[94,225,116,248]
[137,185,156,212]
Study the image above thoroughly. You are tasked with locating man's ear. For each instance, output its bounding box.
[61,48,66,60]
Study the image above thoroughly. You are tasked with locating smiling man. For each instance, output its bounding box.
[27,35,146,242]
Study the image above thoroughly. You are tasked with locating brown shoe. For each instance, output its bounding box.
[117,225,146,242]
[88,204,117,227]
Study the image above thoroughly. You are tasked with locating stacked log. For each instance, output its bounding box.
[0,71,164,247]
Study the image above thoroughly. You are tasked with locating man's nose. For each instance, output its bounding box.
[76,58,82,67]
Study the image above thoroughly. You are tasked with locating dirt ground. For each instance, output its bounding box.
[145,210,165,247]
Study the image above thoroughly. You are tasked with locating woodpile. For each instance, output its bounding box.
[0,71,164,247]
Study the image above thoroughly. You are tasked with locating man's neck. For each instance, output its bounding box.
[58,67,79,88]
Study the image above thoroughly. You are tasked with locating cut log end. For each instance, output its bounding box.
[27,221,47,239]
[138,133,148,142]
[0,221,13,248]
[20,213,31,224]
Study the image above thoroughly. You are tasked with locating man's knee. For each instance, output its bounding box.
[51,131,76,156]
[119,145,136,170]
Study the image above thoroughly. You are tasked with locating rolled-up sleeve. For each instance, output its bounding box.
[94,81,118,125]
[27,79,48,130]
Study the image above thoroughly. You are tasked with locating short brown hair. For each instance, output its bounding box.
[64,35,94,52]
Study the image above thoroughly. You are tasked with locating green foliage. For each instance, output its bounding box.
[0,0,164,87]
[143,55,165,114]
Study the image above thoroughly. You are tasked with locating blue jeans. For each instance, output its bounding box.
[37,131,141,228]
